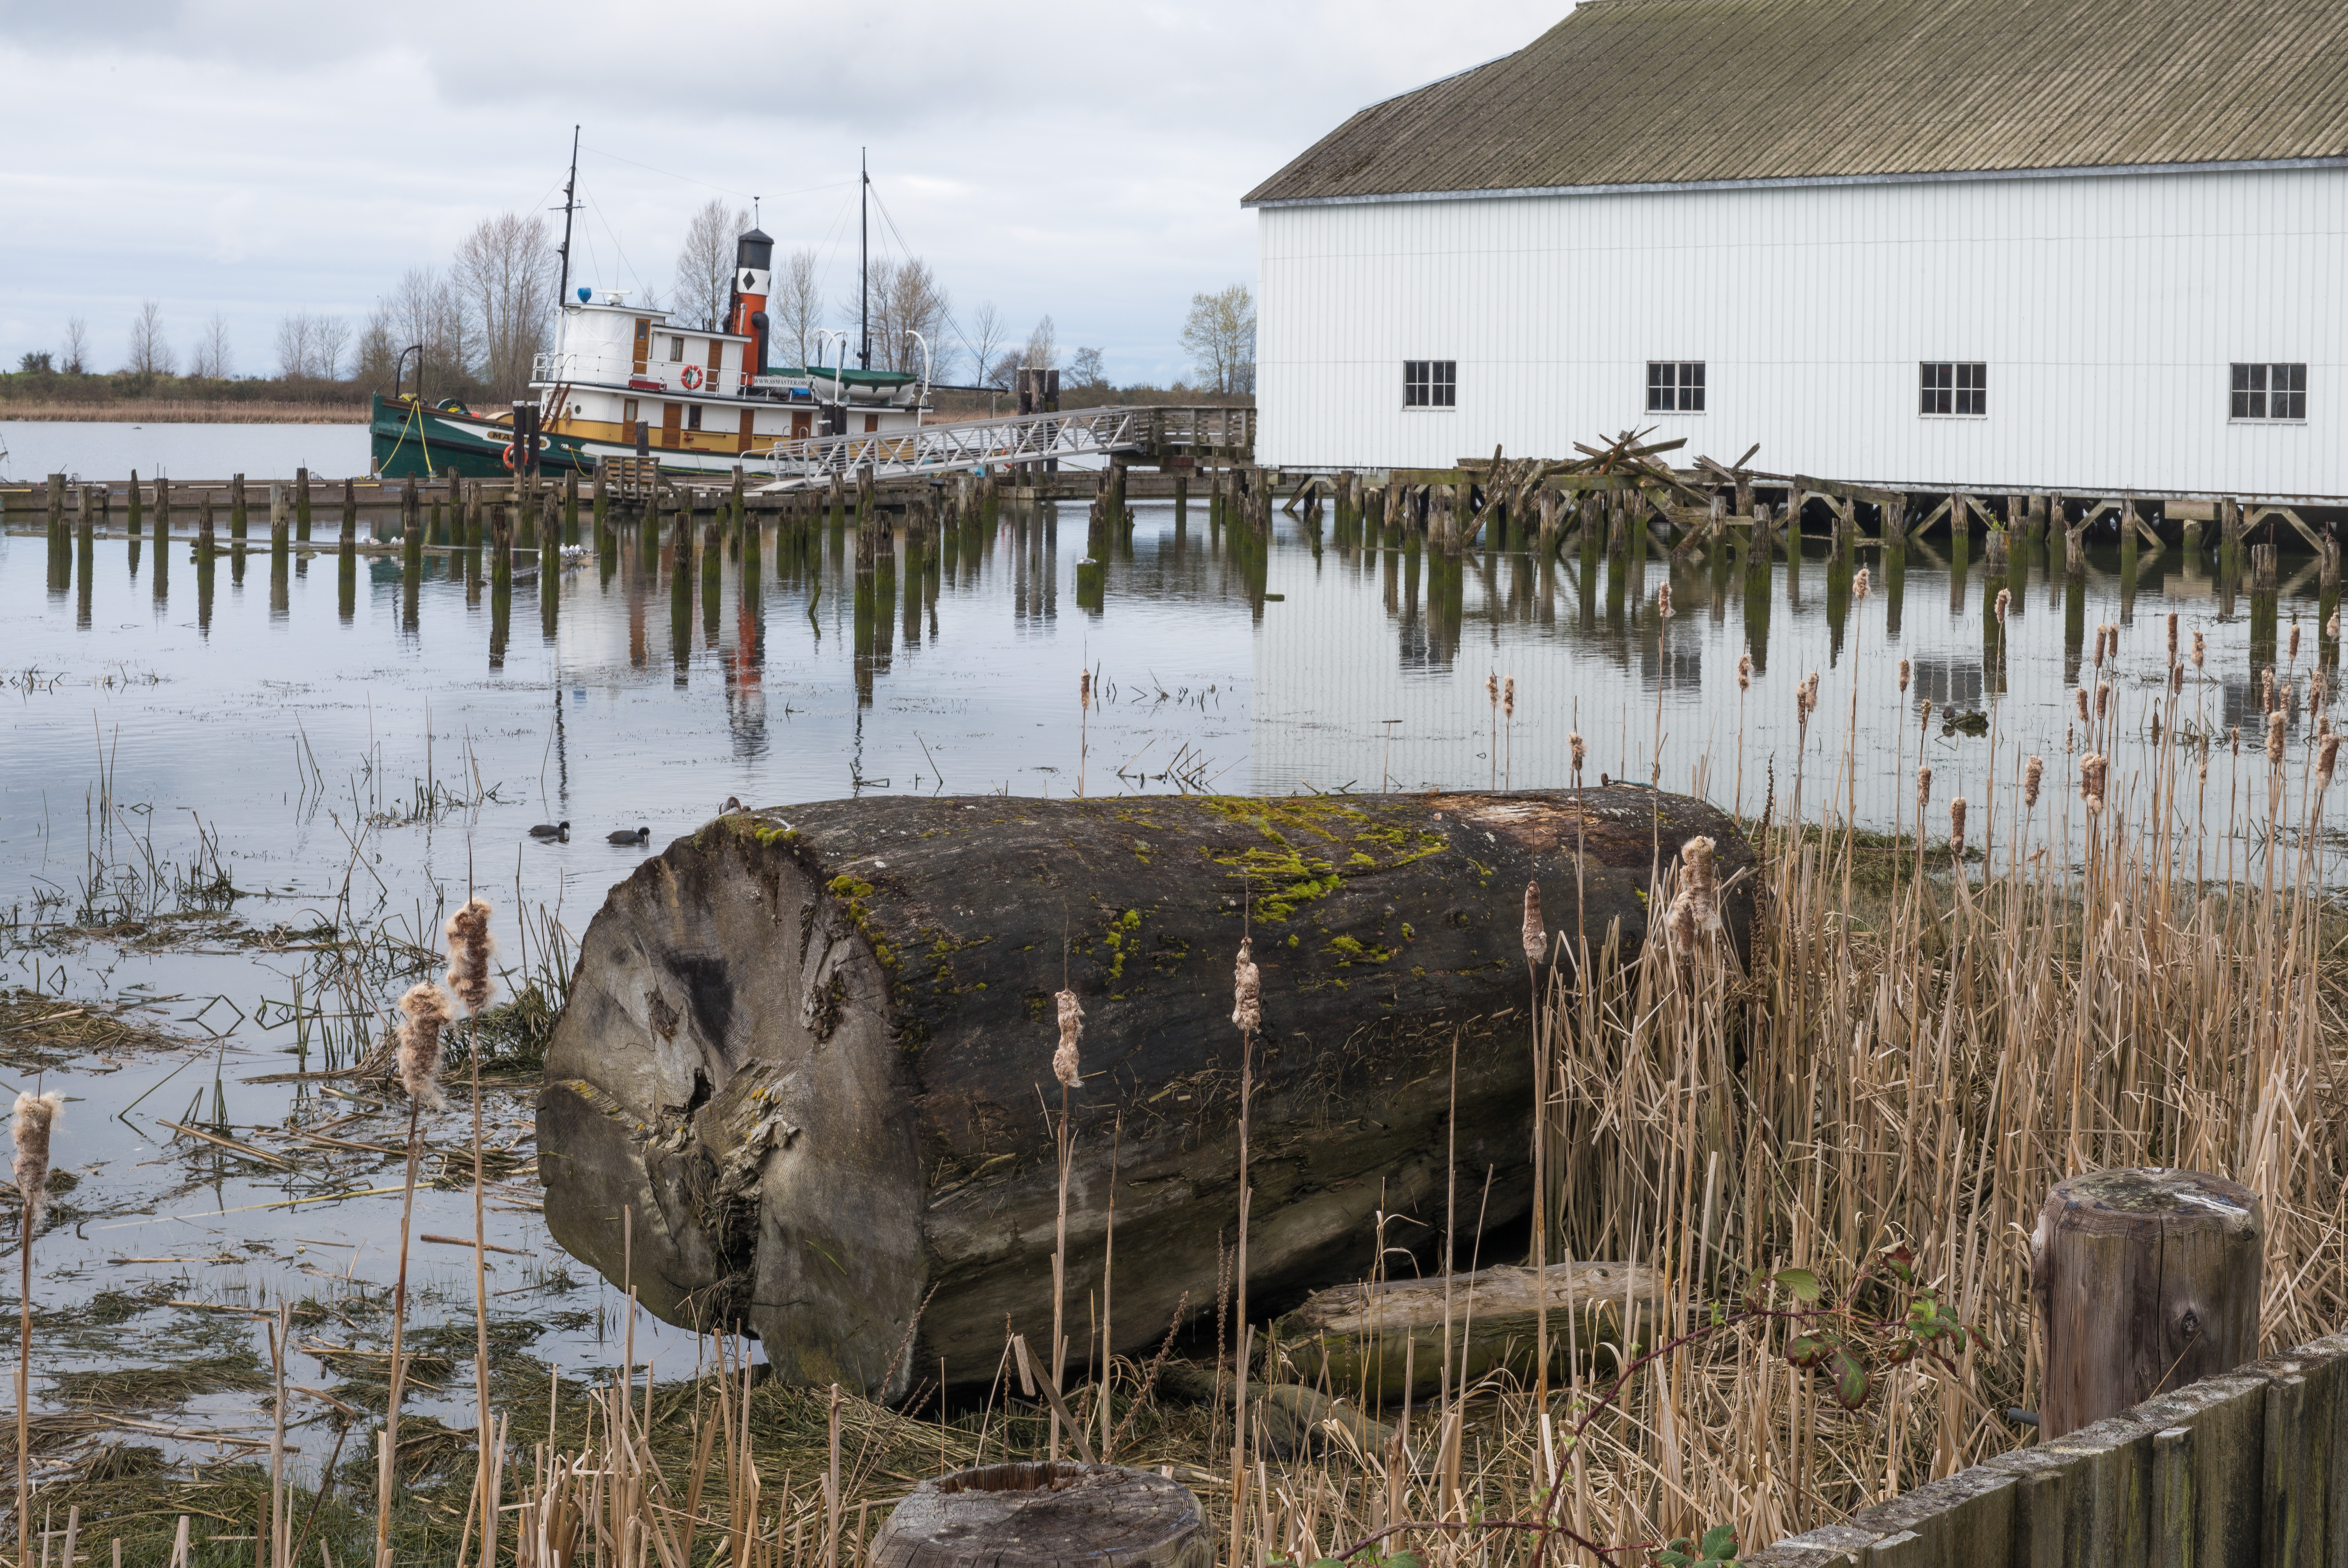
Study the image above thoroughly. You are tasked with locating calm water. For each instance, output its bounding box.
[0,430,2339,1469]
[0,419,370,485]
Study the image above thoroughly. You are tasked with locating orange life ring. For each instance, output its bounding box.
[500,443,517,471]
[680,364,703,391]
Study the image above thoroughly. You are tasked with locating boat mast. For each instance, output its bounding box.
[556,126,580,305]
[858,148,870,370]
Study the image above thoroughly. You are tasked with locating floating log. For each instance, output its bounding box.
[873,1464,1206,1568]
[1274,1260,1667,1403]
[537,786,1755,1399]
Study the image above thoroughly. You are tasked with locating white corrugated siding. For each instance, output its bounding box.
[1255,166,2348,498]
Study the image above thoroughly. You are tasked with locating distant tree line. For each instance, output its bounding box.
[7,203,1258,409]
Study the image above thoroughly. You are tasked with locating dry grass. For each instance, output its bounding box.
[0,403,364,424]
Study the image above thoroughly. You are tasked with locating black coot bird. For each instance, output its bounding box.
[609,826,650,845]
[529,821,571,841]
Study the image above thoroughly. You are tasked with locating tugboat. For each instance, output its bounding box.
[374,147,932,479]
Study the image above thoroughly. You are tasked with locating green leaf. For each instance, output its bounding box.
[1785,1332,1832,1369]
[1378,1554,1422,1568]
[1699,1524,1739,1559]
[1882,1244,1915,1283]
[1773,1268,1822,1302]
[1656,1543,1697,1568]
[1832,1346,1872,1410]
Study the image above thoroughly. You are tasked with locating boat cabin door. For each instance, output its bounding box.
[632,318,651,375]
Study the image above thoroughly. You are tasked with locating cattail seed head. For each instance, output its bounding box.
[2171,662,2185,696]
[443,897,496,1016]
[2231,725,2242,757]
[1521,881,1546,964]
[2192,630,2207,668]
[2075,688,2090,723]
[10,1091,62,1235]
[1080,670,1092,710]
[2167,612,2179,661]
[397,982,453,1111]
[1052,988,1084,1088]
[2079,752,2109,811]
[2291,624,2302,662]
[1855,567,1872,599]
[2331,607,2342,641]
[1995,587,2010,625]
[1949,798,1968,860]
[1898,657,1911,694]
[1503,676,1516,719]
[1737,653,1752,693]
[2093,626,2108,670]
[2267,711,2287,765]
[1658,583,1674,620]
[2024,755,2045,809]
[2320,734,2342,789]
[1232,937,1261,1037]
[1569,731,1586,775]
[1917,766,1933,810]
[1487,672,1499,709]
[1665,836,1719,956]
[2096,681,2112,721]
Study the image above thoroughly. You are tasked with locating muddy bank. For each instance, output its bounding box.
[537,786,1754,1397]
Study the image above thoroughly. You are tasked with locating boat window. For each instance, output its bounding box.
[688,405,703,433]
[668,336,685,361]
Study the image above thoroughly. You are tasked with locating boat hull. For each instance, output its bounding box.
[370,394,782,481]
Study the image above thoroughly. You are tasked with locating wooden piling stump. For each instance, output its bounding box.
[2032,1167,2262,1440]
[871,1462,1207,1568]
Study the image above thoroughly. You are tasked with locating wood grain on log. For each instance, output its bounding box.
[2031,1167,2263,1440]
[872,1462,1207,1568]
[1274,1261,1666,1402]
[537,787,1753,1398]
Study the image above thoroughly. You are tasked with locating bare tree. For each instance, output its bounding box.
[60,318,88,375]
[870,257,950,377]
[317,317,352,381]
[386,266,474,401]
[126,301,174,377]
[275,312,316,379]
[1180,284,1255,396]
[190,313,234,379]
[966,302,1006,391]
[453,214,557,401]
[1023,314,1058,371]
[1068,347,1106,389]
[984,350,1022,390]
[674,198,749,333]
[774,248,822,369]
[354,304,399,389]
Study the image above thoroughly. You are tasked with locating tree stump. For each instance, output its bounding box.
[872,1463,1208,1568]
[2032,1167,2263,1439]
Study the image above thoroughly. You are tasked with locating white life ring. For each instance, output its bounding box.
[680,364,703,391]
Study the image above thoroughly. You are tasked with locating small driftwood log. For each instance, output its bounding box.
[2031,1167,2263,1440]
[1273,1261,1667,1403]
[538,786,1753,1397]
[871,1462,1208,1568]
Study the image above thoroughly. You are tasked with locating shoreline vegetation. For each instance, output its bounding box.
[1,400,365,424]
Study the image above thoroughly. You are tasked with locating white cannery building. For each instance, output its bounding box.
[1245,0,2348,500]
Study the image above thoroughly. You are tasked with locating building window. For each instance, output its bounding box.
[1921,362,1987,416]
[2232,363,2306,421]
[1646,361,1705,412]
[668,335,685,361]
[1403,360,1456,408]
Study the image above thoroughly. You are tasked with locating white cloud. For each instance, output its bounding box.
[0,0,1567,382]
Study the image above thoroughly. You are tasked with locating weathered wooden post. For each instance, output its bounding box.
[2032,1167,2262,1440]
[294,468,312,540]
[565,469,581,545]
[230,473,248,541]
[340,478,357,543]
[269,481,288,543]
[153,475,171,555]
[2252,541,2279,593]
[45,473,64,540]
[872,1464,1204,1568]
[126,470,142,535]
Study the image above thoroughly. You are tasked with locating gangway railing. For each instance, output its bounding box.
[753,404,1252,492]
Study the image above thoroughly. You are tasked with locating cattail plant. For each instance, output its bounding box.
[1228,935,1261,1559]
[379,981,452,1568]
[12,1090,60,1568]
[2167,611,2179,664]
[2193,630,2207,667]
[444,897,500,1566]
[2267,711,2288,766]
[1487,674,1501,788]
[1665,836,1720,956]
[1503,677,1517,789]
[2290,624,2302,663]
[2024,755,2044,809]
[1520,881,1552,1409]
[1994,587,2010,625]
[2079,752,2109,811]
[1854,566,1871,599]
[1078,671,1092,797]
[1949,797,1968,863]
[1047,986,1082,1458]
[2319,734,2341,791]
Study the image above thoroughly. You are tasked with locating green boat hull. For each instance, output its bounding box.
[371,394,595,480]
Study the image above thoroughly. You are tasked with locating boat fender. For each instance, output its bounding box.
[680,365,703,391]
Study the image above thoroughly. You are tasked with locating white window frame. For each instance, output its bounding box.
[2231,363,2307,423]
[1645,360,1705,414]
[1403,360,1456,410]
[1919,362,1987,418]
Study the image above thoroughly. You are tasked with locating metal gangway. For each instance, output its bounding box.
[751,405,1252,493]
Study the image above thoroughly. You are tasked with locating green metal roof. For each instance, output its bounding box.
[1245,0,2348,205]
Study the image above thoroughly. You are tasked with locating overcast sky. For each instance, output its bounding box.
[0,1,1565,388]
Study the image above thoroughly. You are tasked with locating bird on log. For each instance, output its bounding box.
[536,786,1755,1399]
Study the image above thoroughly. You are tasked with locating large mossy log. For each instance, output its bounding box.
[537,786,1753,1399]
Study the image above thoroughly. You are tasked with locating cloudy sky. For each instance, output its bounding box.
[0,1,1565,387]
